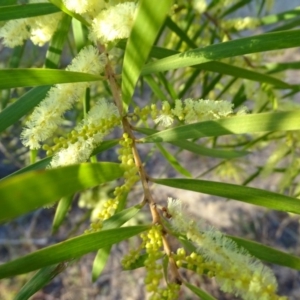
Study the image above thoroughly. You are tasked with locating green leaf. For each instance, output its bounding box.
[0,162,123,222]
[45,13,71,69]
[260,6,300,25]
[0,69,102,89]
[135,127,249,159]
[52,194,74,233]
[143,75,168,101]
[184,282,217,300]
[92,246,111,282]
[14,263,68,300]
[153,178,300,214]
[140,111,300,143]
[142,30,300,74]
[2,140,119,180]
[0,3,60,21]
[0,86,50,133]
[0,225,149,279]
[102,204,143,231]
[72,18,86,53]
[266,61,300,74]
[197,61,291,89]
[137,44,294,89]
[121,0,173,109]
[1,157,52,180]
[91,139,119,156]
[229,236,300,271]
[156,143,192,177]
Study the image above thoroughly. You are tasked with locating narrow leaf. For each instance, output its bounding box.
[229,236,300,271]
[197,61,291,89]
[135,127,249,159]
[2,140,119,180]
[52,194,74,233]
[140,111,300,143]
[121,0,173,108]
[142,30,300,74]
[45,13,71,69]
[92,246,111,282]
[156,143,192,177]
[0,225,149,279]
[0,69,102,89]
[0,3,59,21]
[153,178,300,214]
[0,86,50,133]
[0,162,123,221]
[184,282,217,300]
[14,263,68,300]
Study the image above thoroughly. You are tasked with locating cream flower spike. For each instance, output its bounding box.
[63,0,106,17]
[167,198,286,300]
[89,2,136,43]
[0,19,31,47]
[49,100,119,168]
[21,46,106,149]
[0,10,63,48]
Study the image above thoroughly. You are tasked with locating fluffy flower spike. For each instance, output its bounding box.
[167,198,286,300]
[89,2,136,43]
[21,46,105,149]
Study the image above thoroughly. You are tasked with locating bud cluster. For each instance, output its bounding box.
[140,224,180,300]
[85,133,140,233]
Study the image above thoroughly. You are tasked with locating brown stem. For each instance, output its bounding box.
[99,43,181,286]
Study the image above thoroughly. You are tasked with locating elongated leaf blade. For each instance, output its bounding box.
[14,263,67,300]
[0,162,123,221]
[121,0,173,108]
[92,246,111,282]
[0,86,51,132]
[0,225,149,279]
[45,13,71,69]
[0,3,59,21]
[135,127,249,159]
[140,111,300,143]
[153,178,300,214]
[229,236,300,270]
[0,69,102,89]
[184,282,217,300]
[2,140,119,180]
[197,61,291,89]
[142,30,300,74]
[156,143,192,177]
[52,195,74,233]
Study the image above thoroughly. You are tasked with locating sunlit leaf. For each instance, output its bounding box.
[0,69,102,89]
[0,3,59,21]
[140,111,300,143]
[153,178,300,214]
[121,0,173,108]
[142,30,300,74]
[0,162,123,221]
[0,225,149,279]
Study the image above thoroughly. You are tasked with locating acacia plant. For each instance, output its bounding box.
[0,0,300,299]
